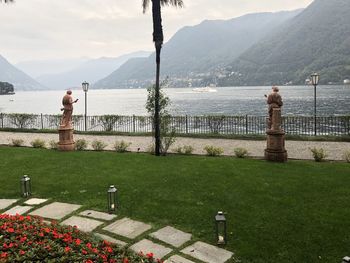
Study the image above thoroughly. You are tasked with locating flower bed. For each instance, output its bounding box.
[0,214,159,263]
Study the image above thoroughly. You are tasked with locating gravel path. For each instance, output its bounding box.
[0,131,349,161]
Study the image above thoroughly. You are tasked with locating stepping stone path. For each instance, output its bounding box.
[150,226,192,247]
[0,199,18,210]
[0,199,234,262]
[130,239,172,259]
[181,241,234,263]
[103,217,152,239]
[164,255,196,263]
[24,198,48,205]
[79,210,117,221]
[29,202,81,220]
[61,216,104,232]
[4,205,33,216]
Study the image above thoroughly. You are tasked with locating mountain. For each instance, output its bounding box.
[34,51,151,90]
[0,55,45,90]
[94,10,302,89]
[222,0,350,86]
[16,57,90,79]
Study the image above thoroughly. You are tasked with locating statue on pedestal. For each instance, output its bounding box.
[264,86,288,162]
[58,90,78,151]
[60,90,78,128]
[265,86,283,130]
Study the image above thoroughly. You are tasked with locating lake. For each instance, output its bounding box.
[0,85,349,116]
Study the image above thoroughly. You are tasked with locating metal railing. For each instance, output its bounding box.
[0,113,349,136]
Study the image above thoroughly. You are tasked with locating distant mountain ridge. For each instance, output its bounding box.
[221,0,350,86]
[34,51,151,90]
[94,10,302,89]
[0,55,45,90]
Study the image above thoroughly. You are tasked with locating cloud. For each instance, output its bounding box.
[0,0,313,63]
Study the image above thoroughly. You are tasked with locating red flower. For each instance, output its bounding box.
[123,258,129,263]
[20,250,26,255]
[1,252,7,258]
[7,228,14,233]
[65,246,71,253]
[75,238,81,245]
[85,260,93,263]
[147,252,154,258]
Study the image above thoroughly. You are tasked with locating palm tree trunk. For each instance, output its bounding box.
[152,0,163,156]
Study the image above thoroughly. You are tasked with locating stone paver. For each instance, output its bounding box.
[164,255,196,263]
[79,210,117,221]
[61,216,104,232]
[3,205,33,216]
[130,239,172,259]
[29,202,81,220]
[150,226,192,247]
[103,217,152,239]
[0,199,18,210]
[24,198,48,205]
[181,241,233,263]
[94,233,127,247]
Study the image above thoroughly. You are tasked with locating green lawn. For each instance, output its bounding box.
[0,146,349,263]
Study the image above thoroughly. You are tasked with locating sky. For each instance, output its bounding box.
[0,0,314,64]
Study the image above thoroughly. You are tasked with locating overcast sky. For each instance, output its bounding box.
[0,0,313,63]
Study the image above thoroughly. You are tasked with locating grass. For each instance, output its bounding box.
[0,146,349,263]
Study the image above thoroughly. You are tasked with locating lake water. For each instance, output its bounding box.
[0,85,349,116]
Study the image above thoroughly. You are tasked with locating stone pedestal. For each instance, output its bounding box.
[58,126,75,151]
[265,108,287,162]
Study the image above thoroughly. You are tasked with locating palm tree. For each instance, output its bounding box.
[142,0,183,156]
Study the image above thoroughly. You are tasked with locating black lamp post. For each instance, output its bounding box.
[20,175,31,198]
[82,81,89,131]
[310,73,320,136]
[107,185,118,214]
[215,211,227,245]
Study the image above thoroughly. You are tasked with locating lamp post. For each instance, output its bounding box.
[82,81,89,131]
[107,185,118,214]
[20,175,31,198]
[215,211,227,245]
[310,73,320,136]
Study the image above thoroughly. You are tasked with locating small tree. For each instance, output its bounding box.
[146,81,176,155]
[9,113,36,129]
[98,115,123,132]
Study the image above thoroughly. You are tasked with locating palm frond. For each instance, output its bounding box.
[160,0,184,8]
[143,0,183,13]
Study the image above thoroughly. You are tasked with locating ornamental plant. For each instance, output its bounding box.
[204,145,224,157]
[11,139,24,147]
[234,147,249,158]
[0,214,160,263]
[113,140,132,153]
[91,140,107,151]
[30,139,46,149]
[309,147,327,162]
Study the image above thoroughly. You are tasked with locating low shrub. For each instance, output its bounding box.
[310,147,327,162]
[49,140,58,150]
[30,139,46,149]
[343,150,350,163]
[75,139,88,151]
[174,145,194,155]
[11,138,24,147]
[113,140,132,153]
[91,140,107,151]
[204,145,224,157]
[234,147,249,158]
[0,214,159,262]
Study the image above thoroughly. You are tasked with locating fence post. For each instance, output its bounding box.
[40,113,44,130]
[0,113,3,128]
[133,115,136,133]
[245,115,248,134]
[185,115,188,134]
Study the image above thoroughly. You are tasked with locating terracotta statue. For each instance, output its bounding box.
[60,90,78,128]
[265,86,283,129]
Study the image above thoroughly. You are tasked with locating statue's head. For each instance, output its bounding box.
[66,90,72,95]
[272,86,279,92]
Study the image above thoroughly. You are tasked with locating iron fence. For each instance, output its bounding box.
[0,113,349,136]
